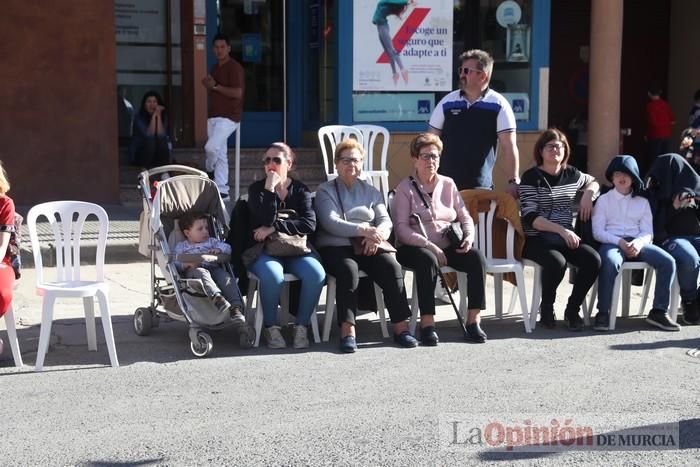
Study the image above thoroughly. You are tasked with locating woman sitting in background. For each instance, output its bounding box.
[129,91,172,169]
[0,161,17,357]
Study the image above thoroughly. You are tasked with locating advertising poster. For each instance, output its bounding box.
[353,0,453,92]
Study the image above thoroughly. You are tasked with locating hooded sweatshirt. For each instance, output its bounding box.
[646,153,700,242]
[593,155,652,248]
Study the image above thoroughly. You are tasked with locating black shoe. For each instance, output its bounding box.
[593,312,609,332]
[646,309,681,331]
[420,326,439,346]
[339,335,357,353]
[465,322,487,343]
[539,310,556,329]
[206,171,215,180]
[393,331,418,348]
[681,300,700,325]
[565,308,584,332]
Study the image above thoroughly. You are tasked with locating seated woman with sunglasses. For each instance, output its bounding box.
[392,133,487,344]
[519,128,601,331]
[315,139,417,353]
[246,142,325,349]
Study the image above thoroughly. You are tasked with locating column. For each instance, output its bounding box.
[587,0,624,181]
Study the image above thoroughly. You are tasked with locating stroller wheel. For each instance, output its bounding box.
[133,307,153,336]
[190,332,214,357]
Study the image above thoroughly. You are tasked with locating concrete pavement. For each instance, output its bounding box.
[2,245,700,465]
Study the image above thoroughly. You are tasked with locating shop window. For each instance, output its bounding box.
[218,0,284,113]
[351,0,532,123]
[115,0,183,149]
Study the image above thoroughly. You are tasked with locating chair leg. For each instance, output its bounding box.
[494,274,503,318]
[669,277,680,322]
[639,269,654,315]
[584,281,598,326]
[529,266,542,331]
[514,269,531,333]
[254,287,264,348]
[35,296,56,372]
[4,306,23,367]
[83,296,97,351]
[96,291,119,368]
[609,274,623,330]
[621,270,631,317]
[322,278,336,342]
[506,286,518,315]
[408,273,419,335]
[374,283,389,338]
[310,308,321,344]
[456,272,468,321]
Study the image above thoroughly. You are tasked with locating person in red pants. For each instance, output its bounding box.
[0,161,17,356]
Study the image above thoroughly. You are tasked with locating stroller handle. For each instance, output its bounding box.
[140,164,208,179]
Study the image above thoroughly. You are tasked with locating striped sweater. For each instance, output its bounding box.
[519,166,595,237]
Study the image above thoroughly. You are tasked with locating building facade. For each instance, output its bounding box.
[0,0,696,204]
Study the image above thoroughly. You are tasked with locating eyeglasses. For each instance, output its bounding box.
[458,66,483,76]
[263,156,285,165]
[339,157,363,166]
[417,153,440,161]
[543,143,565,151]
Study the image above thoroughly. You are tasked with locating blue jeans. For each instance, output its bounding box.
[248,252,325,326]
[597,243,675,314]
[662,235,700,301]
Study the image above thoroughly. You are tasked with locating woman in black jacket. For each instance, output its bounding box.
[246,143,325,349]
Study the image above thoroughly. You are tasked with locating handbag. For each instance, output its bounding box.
[410,176,465,248]
[334,180,396,256]
[264,208,311,257]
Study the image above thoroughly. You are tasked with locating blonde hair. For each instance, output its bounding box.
[0,161,10,195]
[333,138,365,163]
[410,133,443,158]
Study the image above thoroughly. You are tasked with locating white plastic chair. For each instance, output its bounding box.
[27,201,119,371]
[355,125,391,204]
[669,276,682,322]
[317,125,364,179]
[523,259,594,330]
[245,272,321,347]
[3,304,23,367]
[322,271,389,342]
[475,200,531,332]
[584,262,656,330]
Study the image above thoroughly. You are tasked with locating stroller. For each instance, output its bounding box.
[134,164,254,357]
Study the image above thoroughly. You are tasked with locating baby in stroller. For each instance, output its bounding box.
[174,211,245,323]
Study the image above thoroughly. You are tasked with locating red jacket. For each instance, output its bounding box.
[646,98,674,140]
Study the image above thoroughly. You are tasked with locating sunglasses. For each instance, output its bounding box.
[263,156,285,165]
[458,66,483,75]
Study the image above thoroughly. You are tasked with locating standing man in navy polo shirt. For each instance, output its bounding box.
[429,49,520,197]
[201,32,245,201]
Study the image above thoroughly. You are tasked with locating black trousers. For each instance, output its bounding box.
[135,137,170,169]
[522,236,600,312]
[319,246,411,326]
[397,245,486,316]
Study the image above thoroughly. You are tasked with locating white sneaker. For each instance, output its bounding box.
[293,325,310,349]
[264,325,287,349]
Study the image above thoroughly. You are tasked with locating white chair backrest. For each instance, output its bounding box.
[361,170,390,206]
[27,201,109,285]
[354,124,390,172]
[474,200,515,261]
[317,125,364,178]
